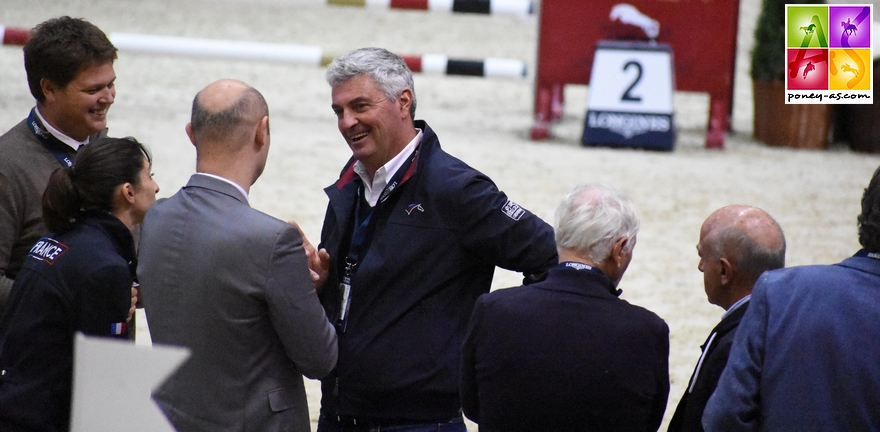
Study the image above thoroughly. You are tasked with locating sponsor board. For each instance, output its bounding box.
[583,40,675,150]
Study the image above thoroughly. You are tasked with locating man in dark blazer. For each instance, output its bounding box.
[137,79,337,431]
[667,205,785,432]
[460,184,669,432]
[704,166,880,431]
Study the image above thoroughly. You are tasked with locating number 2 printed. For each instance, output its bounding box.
[621,61,643,102]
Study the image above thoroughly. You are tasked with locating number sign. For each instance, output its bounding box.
[583,40,675,151]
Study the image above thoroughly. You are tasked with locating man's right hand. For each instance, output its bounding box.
[288,220,331,291]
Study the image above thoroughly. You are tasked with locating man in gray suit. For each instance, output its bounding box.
[137,79,337,431]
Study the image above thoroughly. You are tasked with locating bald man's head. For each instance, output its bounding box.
[703,206,785,270]
[190,79,269,150]
[698,205,786,308]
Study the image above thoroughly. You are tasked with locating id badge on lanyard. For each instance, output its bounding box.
[336,264,351,333]
[335,147,418,333]
[337,259,356,333]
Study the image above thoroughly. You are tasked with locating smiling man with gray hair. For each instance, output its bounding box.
[460,183,670,432]
[304,47,557,431]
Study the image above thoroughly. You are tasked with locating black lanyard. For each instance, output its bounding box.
[557,261,606,276]
[343,147,420,278]
[27,108,77,167]
[557,261,622,296]
[344,190,375,278]
[336,147,420,333]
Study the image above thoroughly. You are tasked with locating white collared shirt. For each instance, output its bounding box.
[194,172,250,204]
[722,294,751,320]
[34,106,89,151]
[353,128,422,207]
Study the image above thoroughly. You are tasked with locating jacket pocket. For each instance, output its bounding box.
[267,387,303,413]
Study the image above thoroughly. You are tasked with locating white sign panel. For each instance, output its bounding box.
[587,47,674,114]
[70,333,190,432]
[583,41,676,150]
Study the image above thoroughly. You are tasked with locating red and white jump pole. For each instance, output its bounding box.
[1,27,526,79]
[327,0,533,17]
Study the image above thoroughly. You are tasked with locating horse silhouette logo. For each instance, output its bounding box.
[841,18,858,36]
[803,61,816,79]
[405,203,425,215]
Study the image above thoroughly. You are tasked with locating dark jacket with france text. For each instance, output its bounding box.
[0,211,135,432]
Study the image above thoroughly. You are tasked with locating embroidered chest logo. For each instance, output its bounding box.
[28,238,68,265]
[405,203,425,215]
[502,200,525,221]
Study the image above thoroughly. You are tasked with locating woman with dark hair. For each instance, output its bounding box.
[0,136,159,432]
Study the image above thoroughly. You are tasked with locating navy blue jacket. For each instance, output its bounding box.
[0,211,135,432]
[318,120,558,421]
[460,265,670,431]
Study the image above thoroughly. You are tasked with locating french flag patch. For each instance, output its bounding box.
[110,322,127,335]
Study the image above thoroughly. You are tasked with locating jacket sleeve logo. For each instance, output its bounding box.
[502,200,525,221]
[28,238,68,265]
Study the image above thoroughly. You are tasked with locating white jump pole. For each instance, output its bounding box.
[2,27,528,79]
[109,33,325,65]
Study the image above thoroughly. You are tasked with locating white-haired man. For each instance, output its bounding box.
[460,184,670,431]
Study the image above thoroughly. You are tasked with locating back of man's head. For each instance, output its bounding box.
[705,206,786,288]
[24,16,117,102]
[554,184,639,263]
[190,80,269,151]
[326,47,417,120]
[858,166,880,251]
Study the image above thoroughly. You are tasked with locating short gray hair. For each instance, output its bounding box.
[708,224,786,284]
[326,47,417,120]
[554,184,640,263]
[191,86,268,149]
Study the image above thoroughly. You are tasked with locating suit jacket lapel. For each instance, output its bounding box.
[688,301,749,392]
[709,303,749,344]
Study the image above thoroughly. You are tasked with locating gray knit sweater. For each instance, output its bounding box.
[0,116,106,318]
